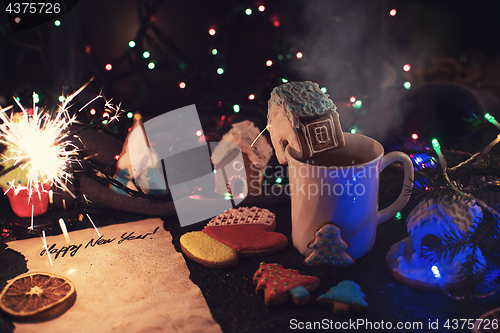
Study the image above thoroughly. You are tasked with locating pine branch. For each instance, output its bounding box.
[421,231,468,263]
[420,210,500,299]
[451,247,486,299]
[469,213,500,257]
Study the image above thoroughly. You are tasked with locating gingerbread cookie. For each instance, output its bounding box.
[304,223,355,276]
[180,231,238,268]
[211,121,272,197]
[267,81,344,164]
[253,263,321,306]
[386,197,485,290]
[317,280,368,315]
[180,207,287,268]
[206,206,275,228]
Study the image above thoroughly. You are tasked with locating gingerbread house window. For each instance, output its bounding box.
[305,118,338,154]
[315,125,329,143]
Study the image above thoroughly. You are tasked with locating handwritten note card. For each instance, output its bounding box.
[7,218,222,333]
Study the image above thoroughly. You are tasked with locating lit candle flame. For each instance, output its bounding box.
[59,218,70,243]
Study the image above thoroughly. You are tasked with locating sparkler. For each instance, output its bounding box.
[0,78,123,210]
[0,95,79,199]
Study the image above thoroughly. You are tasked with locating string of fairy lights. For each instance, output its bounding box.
[8,1,495,195]
[8,3,418,140]
[5,1,496,185]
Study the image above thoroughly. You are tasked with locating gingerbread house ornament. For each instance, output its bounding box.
[267,81,344,164]
[211,121,273,197]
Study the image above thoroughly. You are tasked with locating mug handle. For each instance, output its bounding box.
[376,151,414,225]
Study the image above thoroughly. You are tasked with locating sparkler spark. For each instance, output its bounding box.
[83,193,92,204]
[86,213,101,237]
[0,78,123,204]
[0,98,79,199]
[59,218,71,243]
[250,125,269,147]
[0,79,124,225]
[29,205,34,230]
[42,230,53,265]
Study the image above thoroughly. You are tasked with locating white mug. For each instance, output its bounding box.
[285,133,414,260]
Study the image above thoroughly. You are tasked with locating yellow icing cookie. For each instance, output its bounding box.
[180,231,238,268]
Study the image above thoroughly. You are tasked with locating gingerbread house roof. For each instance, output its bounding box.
[268,81,336,129]
[211,120,273,168]
[406,197,482,234]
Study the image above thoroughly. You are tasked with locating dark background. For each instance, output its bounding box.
[1,0,500,144]
[1,1,500,332]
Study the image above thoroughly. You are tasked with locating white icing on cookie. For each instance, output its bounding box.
[268,103,304,164]
[267,81,336,129]
[406,197,482,258]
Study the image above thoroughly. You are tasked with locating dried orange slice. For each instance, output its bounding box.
[0,272,76,322]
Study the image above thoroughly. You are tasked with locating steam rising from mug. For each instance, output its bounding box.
[289,1,458,142]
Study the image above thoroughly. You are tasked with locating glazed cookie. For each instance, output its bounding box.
[253,263,321,306]
[317,280,368,315]
[386,197,485,290]
[206,206,275,228]
[180,207,287,268]
[211,121,272,197]
[267,81,344,164]
[180,231,238,268]
[304,223,355,276]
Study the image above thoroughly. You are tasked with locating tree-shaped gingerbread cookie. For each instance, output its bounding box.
[317,280,368,315]
[253,263,320,306]
[304,223,355,276]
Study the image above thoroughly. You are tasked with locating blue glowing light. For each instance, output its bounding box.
[410,153,437,170]
[431,265,441,278]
